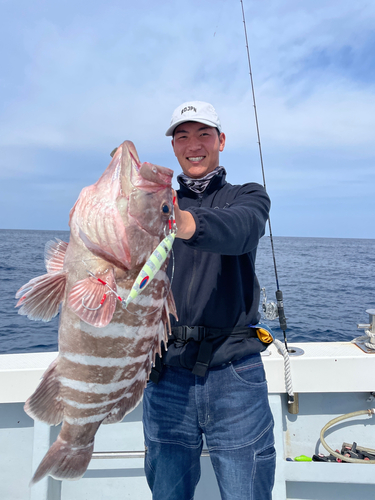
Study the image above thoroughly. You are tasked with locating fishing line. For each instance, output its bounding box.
[239,1,289,354]
[80,214,176,318]
[82,252,175,318]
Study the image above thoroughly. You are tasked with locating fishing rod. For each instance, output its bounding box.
[239,0,289,350]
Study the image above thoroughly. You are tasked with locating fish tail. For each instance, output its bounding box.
[30,437,94,484]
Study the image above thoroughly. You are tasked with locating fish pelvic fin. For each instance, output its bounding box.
[24,357,63,425]
[67,268,117,327]
[15,271,67,322]
[44,238,68,274]
[30,436,94,484]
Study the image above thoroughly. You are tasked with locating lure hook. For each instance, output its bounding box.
[82,294,107,311]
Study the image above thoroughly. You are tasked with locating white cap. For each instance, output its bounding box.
[165,101,222,136]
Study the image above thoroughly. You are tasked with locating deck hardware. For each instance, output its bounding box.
[261,288,278,321]
[354,309,375,353]
[287,347,304,357]
[288,392,299,414]
[357,308,375,335]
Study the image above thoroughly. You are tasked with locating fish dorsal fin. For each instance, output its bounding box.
[15,272,67,322]
[45,239,68,274]
[68,268,117,327]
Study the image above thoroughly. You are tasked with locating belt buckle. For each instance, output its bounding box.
[183,326,204,342]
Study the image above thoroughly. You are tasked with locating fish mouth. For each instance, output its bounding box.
[129,148,173,185]
[139,162,173,187]
[122,141,172,190]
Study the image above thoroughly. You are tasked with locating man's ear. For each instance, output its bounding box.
[219,132,226,152]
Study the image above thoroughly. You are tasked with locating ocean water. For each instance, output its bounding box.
[0,229,374,355]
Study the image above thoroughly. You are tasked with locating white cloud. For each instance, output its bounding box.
[1,1,374,152]
[1,0,375,235]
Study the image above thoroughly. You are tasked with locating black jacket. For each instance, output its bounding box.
[163,168,271,370]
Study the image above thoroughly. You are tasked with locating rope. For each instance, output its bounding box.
[351,330,375,350]
[273,339,294,402]
[364,329,375,350]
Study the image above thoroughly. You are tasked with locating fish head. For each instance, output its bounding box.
[70,141,174,270]
[127,162,174,240]
[116,141,174,239]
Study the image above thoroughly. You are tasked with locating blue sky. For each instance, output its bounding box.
[1,0,374,238]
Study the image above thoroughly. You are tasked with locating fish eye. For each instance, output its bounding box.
[162,203,170,214]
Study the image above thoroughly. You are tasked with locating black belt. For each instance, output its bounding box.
[149,325,258,382]
[171,325,256,342]
[171,325,258,377]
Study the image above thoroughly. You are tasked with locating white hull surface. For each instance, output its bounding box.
[1,342,375,500]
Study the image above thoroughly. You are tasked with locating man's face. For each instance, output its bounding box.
[171,121,226,179]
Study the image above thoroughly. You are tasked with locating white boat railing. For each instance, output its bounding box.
[91,449,210,459]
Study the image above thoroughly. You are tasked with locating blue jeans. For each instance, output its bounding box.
[143,353,275,500]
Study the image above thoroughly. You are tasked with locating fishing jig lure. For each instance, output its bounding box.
[82,213,177,312]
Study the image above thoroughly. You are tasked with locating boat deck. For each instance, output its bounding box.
[1,342,374,499]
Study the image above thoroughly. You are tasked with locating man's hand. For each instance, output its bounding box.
[173,190,196,240]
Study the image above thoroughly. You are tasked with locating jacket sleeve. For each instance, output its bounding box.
[183,183,270,255]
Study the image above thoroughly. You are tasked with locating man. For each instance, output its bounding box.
[143,101,275,500]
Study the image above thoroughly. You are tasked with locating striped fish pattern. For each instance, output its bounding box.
[16,141,176,483]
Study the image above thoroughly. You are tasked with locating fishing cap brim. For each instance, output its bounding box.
[165,101,222,136]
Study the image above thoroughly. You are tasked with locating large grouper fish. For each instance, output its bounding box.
[15,140,177,484]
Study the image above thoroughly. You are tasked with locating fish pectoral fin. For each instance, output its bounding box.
[24,357,64,425]
[44,238,68,274]
[68,268,117,327]
[15,272,67,322]
[30,436,94,484]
